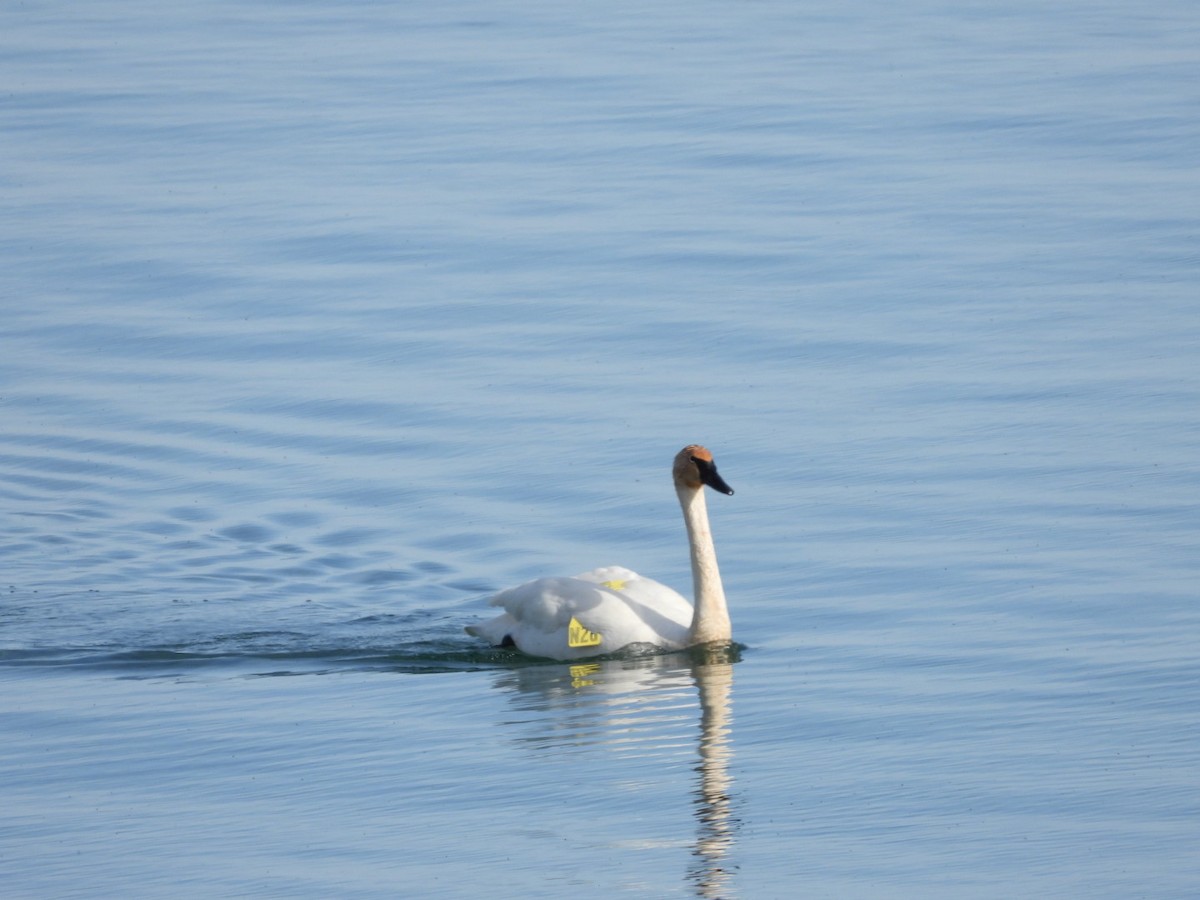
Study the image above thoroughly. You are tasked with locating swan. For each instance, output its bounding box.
[465,444,735,660]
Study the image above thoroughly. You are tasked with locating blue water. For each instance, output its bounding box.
[3,1,1199,897]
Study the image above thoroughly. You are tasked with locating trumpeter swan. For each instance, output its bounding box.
[465,444,734,660]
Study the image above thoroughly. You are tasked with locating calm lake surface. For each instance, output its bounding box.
[2,1,1198,897]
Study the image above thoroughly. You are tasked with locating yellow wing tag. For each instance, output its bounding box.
[568,616,603,648]
[600,579,626,592]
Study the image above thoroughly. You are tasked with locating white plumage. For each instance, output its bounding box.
[466,445,735,660]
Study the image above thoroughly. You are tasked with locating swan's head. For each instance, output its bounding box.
[674,444,734,495]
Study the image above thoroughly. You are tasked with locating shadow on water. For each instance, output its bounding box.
[0,596,518,676]
[0,637,534,677]
[489,645,743,899]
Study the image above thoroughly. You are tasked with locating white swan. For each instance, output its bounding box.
[465,444,735,660]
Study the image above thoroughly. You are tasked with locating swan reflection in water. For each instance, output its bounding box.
[491,645,740,898]
[687,646,738,898]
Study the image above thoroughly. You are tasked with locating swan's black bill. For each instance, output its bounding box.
[694,457,734,495]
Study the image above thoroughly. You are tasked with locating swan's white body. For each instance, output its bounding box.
[466,445,734,660]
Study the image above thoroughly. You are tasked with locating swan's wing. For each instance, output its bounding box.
[489,576,611,627]
[467,568,693,660]
[572,566,693,618]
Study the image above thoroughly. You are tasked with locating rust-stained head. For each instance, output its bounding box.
[673,444,734,495]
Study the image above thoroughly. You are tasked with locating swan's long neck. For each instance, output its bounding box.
[677,485,731,645]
